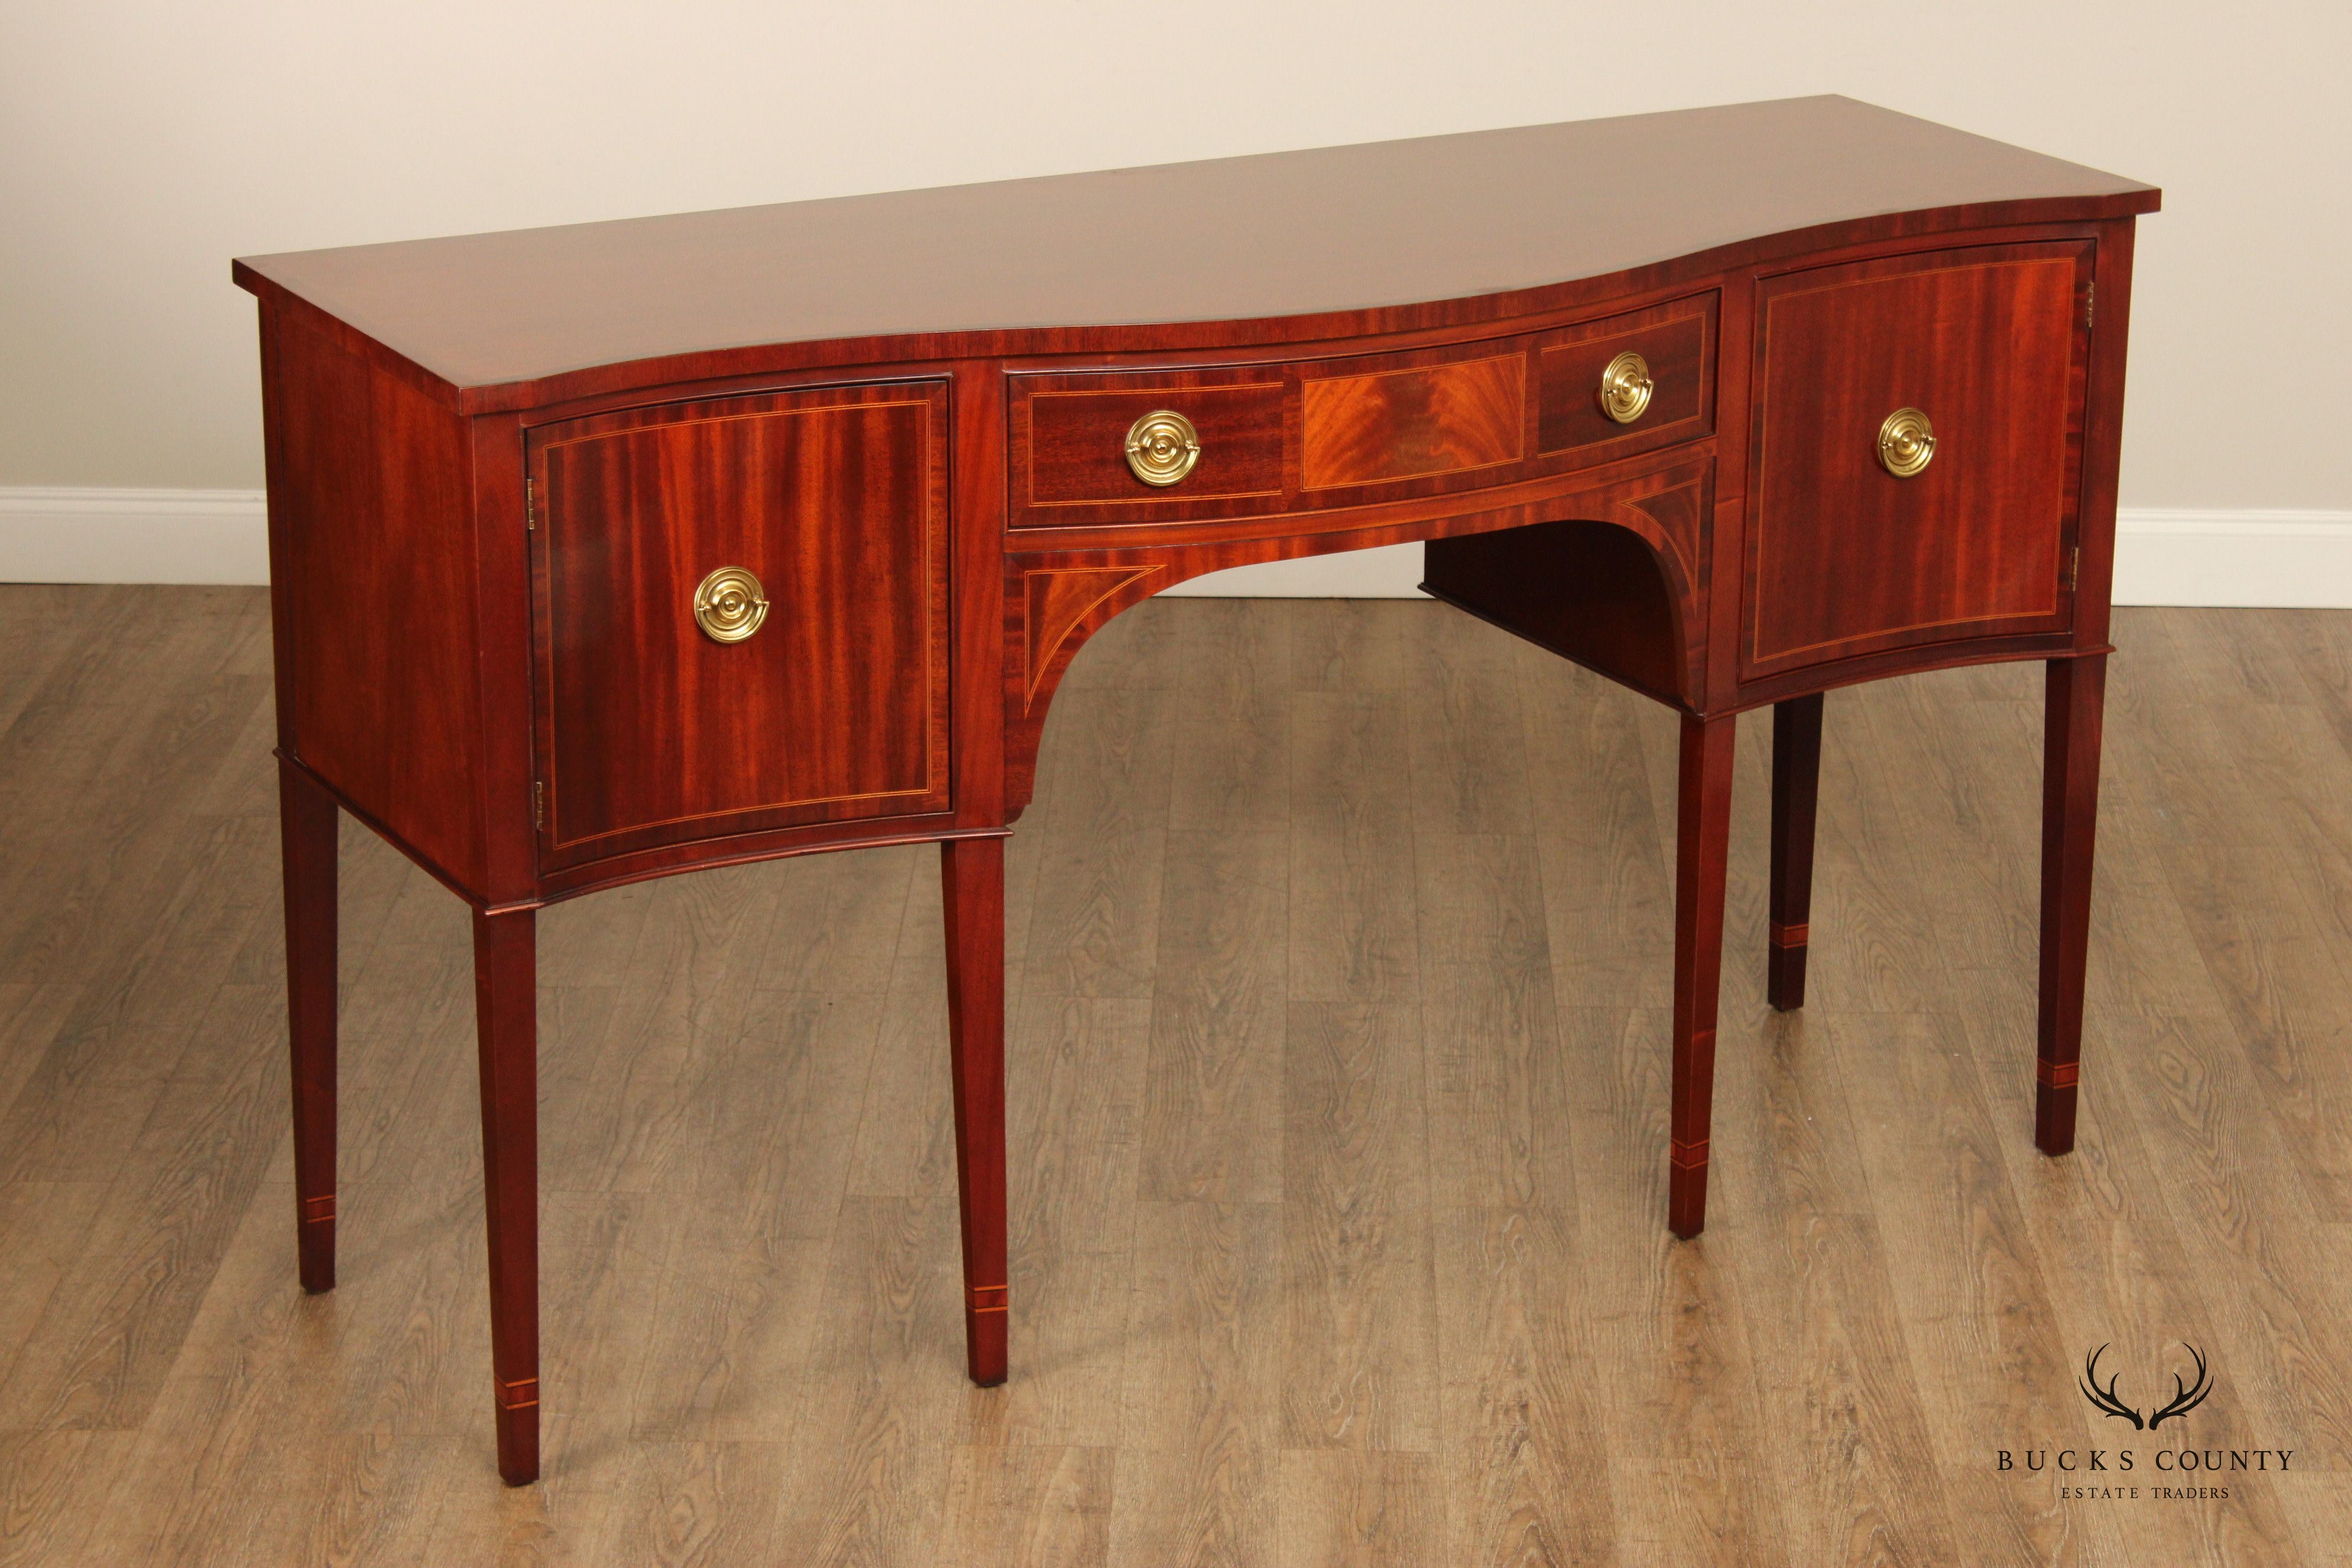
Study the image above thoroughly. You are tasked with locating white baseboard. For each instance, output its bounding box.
[0,487,271,585]
[3,488,2348,608]
[2107,509,2352,609]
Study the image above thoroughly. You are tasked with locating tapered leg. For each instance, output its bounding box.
[940,837,1009,1386]
[1767,693,1825,1012]
[278,760,339,1293]
[2036,655,2106,1156]
[472,907,540,1484]
[1668,713,1738,1239]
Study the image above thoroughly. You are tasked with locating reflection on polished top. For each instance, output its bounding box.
[233,95,2155,394]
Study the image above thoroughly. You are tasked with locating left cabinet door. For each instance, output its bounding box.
[527,379,952,870]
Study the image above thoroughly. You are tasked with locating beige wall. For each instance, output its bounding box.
[3,1,2345,508]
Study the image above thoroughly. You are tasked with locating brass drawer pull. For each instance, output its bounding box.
[1598,351,1654,424]
[1877,408,1936,478]
[692,566,768,643]
[1124,410,1201,486]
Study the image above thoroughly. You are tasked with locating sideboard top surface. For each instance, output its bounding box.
[234,96,2156,399]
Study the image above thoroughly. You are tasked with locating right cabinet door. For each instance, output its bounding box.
[1742,240,2093,681]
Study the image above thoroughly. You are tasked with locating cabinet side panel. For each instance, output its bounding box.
[264,305,485,887]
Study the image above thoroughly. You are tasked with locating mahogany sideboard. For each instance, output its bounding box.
[233,96,2159,1484]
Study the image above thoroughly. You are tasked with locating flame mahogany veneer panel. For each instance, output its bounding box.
[1743,242,2091,677]
[527,380,952,870]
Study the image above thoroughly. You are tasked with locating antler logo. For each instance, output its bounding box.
[2079,1343,2212,1430]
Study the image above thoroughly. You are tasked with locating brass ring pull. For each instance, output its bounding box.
[1123,410,1201,487]
[1598,351,1654,424]
[692,566,769,643]
[1877,408,1936,478]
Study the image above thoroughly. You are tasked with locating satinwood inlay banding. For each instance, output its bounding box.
[2036,1059,2080,1089]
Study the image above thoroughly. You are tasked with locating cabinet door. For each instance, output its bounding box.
[528,380,950,869]
[1742,241,2092,680]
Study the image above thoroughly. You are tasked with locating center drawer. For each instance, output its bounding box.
[1008,292,1716,530]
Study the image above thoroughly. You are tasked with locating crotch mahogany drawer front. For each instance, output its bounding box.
[1742,241,2093,680]
[1296,345,1527,491]
[527,380,952,870]
[1006,292,1716,530]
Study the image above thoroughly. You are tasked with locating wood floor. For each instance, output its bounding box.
[1,586,2350,1566]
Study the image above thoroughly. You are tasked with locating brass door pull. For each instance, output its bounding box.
[1123,410,1201,486]
[1877,408,1935,477]
[1598,351,1654,424]
[692,566,768,643]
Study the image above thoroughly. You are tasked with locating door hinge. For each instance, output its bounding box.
[2062,544,2081,590]
[534,780,545,829]
[2084,282,2095,330]
[525,476,536,531]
